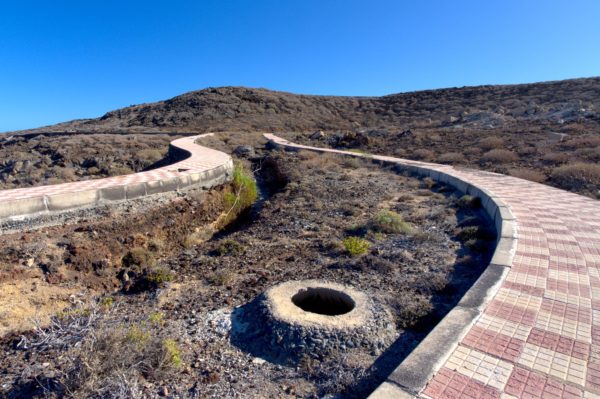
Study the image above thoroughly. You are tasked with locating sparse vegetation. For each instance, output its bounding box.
[343,236,371,256]
[478,136,504,150]
[551,162,600,193]
[216,239,245,256]
[62,322,184,397]
[480,149,519,164]
[207,270,234,286]
[220,163,258,227]
[437,152,464,164]
[371,210,413,234]
[100,297,114,309]
[145,267,174,286]
[0,148,496,398]
[122,247,155,268]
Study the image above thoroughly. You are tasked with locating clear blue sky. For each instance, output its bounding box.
[1,0,599,132]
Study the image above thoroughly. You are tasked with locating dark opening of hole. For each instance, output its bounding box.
[291,287,355,316]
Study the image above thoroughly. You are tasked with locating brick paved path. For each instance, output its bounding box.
[265,134,600,399]
[0,134,230,203]
[0,136,233,219]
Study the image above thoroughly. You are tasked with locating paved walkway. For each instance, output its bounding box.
[265,134,600,399]
[0,134,230,203]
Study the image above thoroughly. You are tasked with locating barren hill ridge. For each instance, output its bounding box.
[12,77,600,134]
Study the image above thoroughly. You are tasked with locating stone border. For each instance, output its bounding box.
[264,134,516,398]
[0,134,234,222]
[265,280,372,330]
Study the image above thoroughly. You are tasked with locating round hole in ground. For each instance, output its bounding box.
[291,287,355,316]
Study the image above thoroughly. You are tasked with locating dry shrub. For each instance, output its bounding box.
[412,148,434,161]
[517,146,537,157]
[551,162,600,191]
[55,167,77,181]
[509,168,547,183]
[137,148,165,167]
[300,151,342,170]
[463,147,482,157]
[542,152,570,164]
[478,136,504,150]
[437,152,464,164]
[122,247,154,268]
[64,323,183,398]
[390,293,433,329]
[563,135,600,150]
[575,147,600,162]
[109,166,134,176]
[480,149,518,164]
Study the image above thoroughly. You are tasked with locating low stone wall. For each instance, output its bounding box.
[0,134,234,222]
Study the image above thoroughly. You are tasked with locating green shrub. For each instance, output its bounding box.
[220,163,258,226]
[230,163,258,209]
[162,339,183,368]
[149,312,164,326]
[100,297,114,309]
[126,325,150,348]
[146,268,174,285]
[343,236,370,257]
[372,210,413,234]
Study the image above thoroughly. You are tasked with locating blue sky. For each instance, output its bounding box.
[1,1,599,132]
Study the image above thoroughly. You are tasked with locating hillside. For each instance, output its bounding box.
[4,77,600,198]
[12,77,600,134]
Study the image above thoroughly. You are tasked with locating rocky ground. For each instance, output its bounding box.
[0,133,177,189]
[0,136,495,398]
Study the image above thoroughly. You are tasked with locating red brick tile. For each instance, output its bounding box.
[503,281,545,296]
[462,325,525,362]
[423,368,500,399]
[505,366,583,399]
[486,300,537,325]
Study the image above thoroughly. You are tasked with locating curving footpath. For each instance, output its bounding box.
[0,134,233,222]
[265,134,600,399]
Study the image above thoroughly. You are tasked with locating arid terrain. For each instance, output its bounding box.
[0,137,495,398]
[0,77,598,398]
[0,134,177,189]
[4,77,600,197]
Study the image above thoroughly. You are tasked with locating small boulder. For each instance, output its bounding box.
[233,145,255,158]
[310,130,325,140]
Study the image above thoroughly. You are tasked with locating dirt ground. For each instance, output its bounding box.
[0,136,495,398]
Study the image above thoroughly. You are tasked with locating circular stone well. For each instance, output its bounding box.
[232,280,396,361]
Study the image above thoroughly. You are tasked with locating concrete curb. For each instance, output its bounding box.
[0,134,234,222]
[264,134,517,398]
